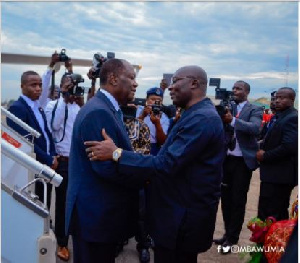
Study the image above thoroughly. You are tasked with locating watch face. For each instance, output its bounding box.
[113,152,118,159]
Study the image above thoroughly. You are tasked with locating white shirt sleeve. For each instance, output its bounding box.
[39,68,53,109]
[45,98,67,132]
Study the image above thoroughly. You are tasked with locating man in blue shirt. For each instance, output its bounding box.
[137,87,169,155]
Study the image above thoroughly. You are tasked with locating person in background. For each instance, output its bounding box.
[214,80,263,254]
[7,71,58,209]
[45,69,84,261]
[137,87,169,155]
[257,87,298,221]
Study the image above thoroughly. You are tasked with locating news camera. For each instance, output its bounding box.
[68,73,85,96]
[91,52,115,78]
[215,87,234,117]
[58,48,70,62]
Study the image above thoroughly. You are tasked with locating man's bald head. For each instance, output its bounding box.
[169,65,208,109]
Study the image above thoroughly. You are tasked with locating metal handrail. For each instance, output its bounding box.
[2,106,41,138]
[1,139,62,187]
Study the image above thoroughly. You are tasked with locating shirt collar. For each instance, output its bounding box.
[21,95,40,110]
[237,100,247,110]
[99,89,120,112]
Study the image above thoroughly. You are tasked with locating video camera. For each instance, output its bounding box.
[58,49,70,62]
[91,52,115,78]
[68,73,85,96]
[215,87,234,117]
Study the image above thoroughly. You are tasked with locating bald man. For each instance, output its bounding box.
[84,65,225,263]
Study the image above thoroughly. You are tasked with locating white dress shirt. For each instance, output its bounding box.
[45,97,80,157]
[227,100,247,157]
[21,95,51,154]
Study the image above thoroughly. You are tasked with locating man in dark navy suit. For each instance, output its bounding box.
[65,59,146,263]
[257,87,298,221]
[85,65,225,263]
[7,70,58,208]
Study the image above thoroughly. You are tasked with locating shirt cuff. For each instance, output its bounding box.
[230,117,236,127]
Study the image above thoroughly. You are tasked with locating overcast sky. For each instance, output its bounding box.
[1,1,298,104]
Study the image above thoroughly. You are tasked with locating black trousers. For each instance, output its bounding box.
[221,155,253,244]
[135,189,150,250]
[154,246,198,263]
[55,159,69,247]
[257,182,294,221]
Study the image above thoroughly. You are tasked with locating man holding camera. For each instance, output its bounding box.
[214,80,263,254]
[137,87,170,155]
[45,71,84,261]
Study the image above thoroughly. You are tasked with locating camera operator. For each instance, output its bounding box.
[137,87,170,155]
[214,80,263,254]
[45,71,84,261]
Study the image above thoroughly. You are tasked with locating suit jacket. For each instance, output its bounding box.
[65,91,146,243]
[260,107,298,186]
[118,98,225,253]
[7,96,56,166]
[234,102,263,170]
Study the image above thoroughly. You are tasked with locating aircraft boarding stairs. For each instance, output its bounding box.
[1,106,63,263]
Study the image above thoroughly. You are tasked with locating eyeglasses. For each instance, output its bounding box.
[170,76,197,86]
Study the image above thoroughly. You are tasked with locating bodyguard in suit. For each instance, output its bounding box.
[7,71,58,208]
[256,87,298,221]
[65,59,145,263]
[85,65,225,263]
[214,80,263,253]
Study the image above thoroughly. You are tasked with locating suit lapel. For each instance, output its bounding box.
[19,97,43,134]
[96,91,132,150]
[238,102,250,120]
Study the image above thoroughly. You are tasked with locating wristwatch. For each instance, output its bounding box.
[112,148,123,162]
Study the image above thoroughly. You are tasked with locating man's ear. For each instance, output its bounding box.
[108,72,118,86]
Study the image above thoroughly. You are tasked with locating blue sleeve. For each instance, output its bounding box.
[119,114,224,178]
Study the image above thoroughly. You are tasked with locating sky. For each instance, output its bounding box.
[1,1,298,105]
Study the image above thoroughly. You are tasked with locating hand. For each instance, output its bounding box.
[222,109,233,124]
[49,51,60,67]
[139,106,151,120]
[87,67,96,80]
[256,149,265,162]
[84,129,117,161]
[150,112,161,125]
[74,96,84,107]
[65,59,73,73]
[51,156,59,170]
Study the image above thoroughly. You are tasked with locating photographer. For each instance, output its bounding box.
[214,80,263,254]
[137,87,170,155]
[45,72,84,261]
[40,51,73,108]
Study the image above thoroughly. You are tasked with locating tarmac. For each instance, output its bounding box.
[54,169,298,263]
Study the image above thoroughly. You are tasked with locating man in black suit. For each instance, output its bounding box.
[214,80,263,253]
[7,71,58,208]
[256,87,298,221]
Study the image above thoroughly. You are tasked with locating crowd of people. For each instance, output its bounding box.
[6,52,298,263]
